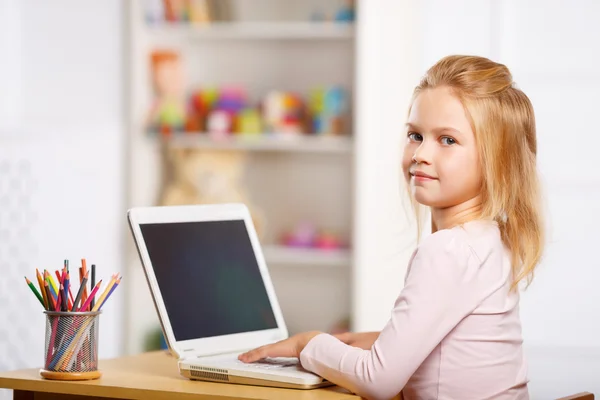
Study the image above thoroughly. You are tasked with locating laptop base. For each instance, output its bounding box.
[180,368,334,390]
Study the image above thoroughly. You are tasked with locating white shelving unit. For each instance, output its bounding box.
[126,0,358,354]
[168,133,353,153]
[149,21,355,40]
[262,245,351,267]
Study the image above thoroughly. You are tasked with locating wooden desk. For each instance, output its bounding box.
[0,351,359,400]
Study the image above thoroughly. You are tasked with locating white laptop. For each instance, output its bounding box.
[127,203,330,389]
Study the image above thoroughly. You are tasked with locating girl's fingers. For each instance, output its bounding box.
[238,343,281,363]
[238,339,296,363]
[239,346,268,362]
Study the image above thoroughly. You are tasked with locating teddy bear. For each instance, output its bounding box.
[159,147,265,238]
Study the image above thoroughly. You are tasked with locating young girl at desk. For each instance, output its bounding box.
[240,55,543,400]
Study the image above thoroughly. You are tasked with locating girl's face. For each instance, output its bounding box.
[402,87,482,209]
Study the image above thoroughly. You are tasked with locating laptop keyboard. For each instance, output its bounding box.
[239,358,300,370]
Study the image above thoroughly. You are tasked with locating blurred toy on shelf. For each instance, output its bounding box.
[309,0,355,24]
[314,229,344,250]
[185,87,218,132]
[263,91,308,135]
[144,0,165,25]
[281,222,317,248]
[334,0,356,23]
[146,0,232,25]
[147,50,188,135]
[281,222,345,250]
[237,108,263,135]
[206,110,233,138]
[309,86,348,135]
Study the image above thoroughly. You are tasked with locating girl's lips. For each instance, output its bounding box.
[410,170,437,180]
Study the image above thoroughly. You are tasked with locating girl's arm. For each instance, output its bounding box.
[333,331,380,350]
[299,229,494,400]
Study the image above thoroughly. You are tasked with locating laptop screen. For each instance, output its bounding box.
[139,219,278,342]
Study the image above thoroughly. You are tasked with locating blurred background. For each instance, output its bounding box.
[0,0,599,398]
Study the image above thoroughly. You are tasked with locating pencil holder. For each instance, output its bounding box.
[40,311,102,380]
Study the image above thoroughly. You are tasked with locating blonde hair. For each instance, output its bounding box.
[410,55,544,289]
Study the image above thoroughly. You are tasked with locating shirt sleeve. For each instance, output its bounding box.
[299,229,494,400]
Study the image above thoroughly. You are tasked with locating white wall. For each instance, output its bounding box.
[0,3,125,399]
[352,0,422,332]
[355,0,600,397]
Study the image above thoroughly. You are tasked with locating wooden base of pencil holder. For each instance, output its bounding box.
[39,369,101,381]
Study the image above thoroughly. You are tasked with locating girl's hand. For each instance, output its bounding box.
[333,331,380,350]
[238,331,322,363]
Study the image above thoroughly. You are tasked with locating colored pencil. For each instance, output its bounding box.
[45,282,56,311]
[72,271,89,311]
[65,273,73,311]
[92,275,117,312]
[60,284,68,312]
[46,276,58,302]
[97,276,121,311]
[78,280,102,312]
[90,264,96,309]
[36,269,48,310]
[46,270,59,295]
[81,260,89,310]
[25,277,45,308]
[55,284,63,312]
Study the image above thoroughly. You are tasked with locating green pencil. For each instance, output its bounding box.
[25,276,45,308]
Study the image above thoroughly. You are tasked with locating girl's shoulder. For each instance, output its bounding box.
[419,219,503,263]
[409,220,509,285]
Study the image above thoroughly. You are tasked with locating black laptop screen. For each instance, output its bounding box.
[139,220,278,341]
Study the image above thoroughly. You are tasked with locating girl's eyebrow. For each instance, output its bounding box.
[405,122,420,131]
[405,122,461,136]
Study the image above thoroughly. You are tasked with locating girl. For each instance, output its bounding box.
[239,55,543,400]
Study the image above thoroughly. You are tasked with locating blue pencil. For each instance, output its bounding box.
[98,276,121,310]
[46,279,58,301]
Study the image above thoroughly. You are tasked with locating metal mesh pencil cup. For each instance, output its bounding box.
[40,311,102,380]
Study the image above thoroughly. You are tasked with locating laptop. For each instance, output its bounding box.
[127,203,330,389]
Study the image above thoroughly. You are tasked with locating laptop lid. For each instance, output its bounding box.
[127,203,289,359]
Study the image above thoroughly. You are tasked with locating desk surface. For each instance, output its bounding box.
[0,351,359,400]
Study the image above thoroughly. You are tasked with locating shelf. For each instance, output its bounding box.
[147,21,355,40]
[262,245,351,267]
[166,133,353,153]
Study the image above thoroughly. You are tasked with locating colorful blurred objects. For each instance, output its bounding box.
[281,222,346,250]
[309,86,347,135]
[147,73,349,137]
[147,0,233,25]
[263,91,307,134]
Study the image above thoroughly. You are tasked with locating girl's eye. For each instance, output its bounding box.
[441,136,456,145]
[408,132,422,142]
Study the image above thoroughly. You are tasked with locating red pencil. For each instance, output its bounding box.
[81,261,89,310]
[55,284,63,312]
[77,280,102,312]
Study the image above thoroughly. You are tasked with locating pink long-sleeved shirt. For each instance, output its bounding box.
[300,220,529,400]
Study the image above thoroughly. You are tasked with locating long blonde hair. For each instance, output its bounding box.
[411,55,544,289]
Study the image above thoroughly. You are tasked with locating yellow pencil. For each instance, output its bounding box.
[92,275,117,312]
[45,270,59,294]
